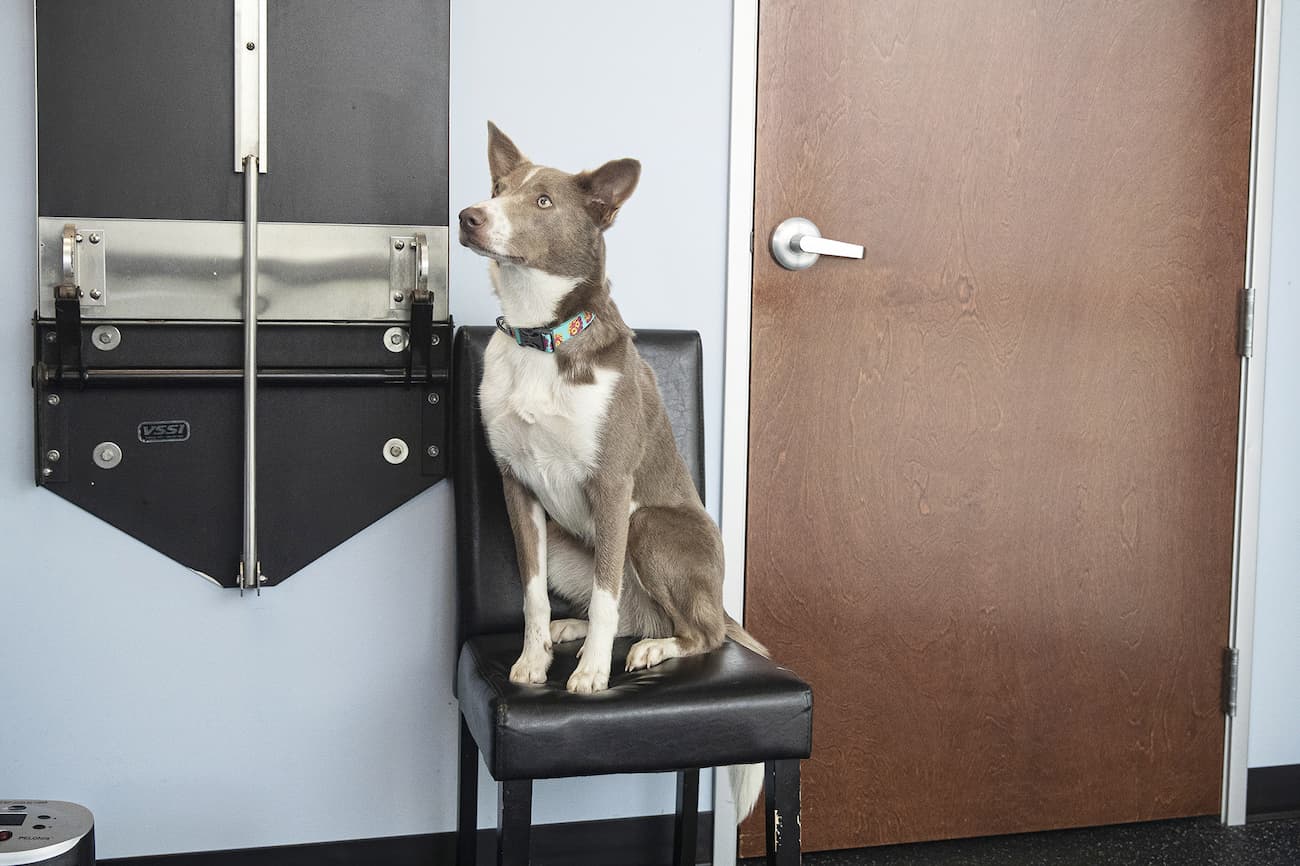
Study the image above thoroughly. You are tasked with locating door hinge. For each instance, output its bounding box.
[1222,646,1240,717]
[1238,286,1255,358]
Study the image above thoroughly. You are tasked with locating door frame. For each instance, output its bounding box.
[712,2,1283,861]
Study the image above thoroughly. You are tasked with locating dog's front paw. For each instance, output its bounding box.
[566,664,609,694]
[549,618,589,644]
[509,646,552,685]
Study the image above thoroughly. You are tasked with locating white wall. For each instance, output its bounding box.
[1249,0,1300,770]
[0,0,733,859]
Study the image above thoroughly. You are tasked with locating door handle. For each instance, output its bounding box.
[770,217,864,270]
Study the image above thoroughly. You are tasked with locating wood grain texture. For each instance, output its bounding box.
[741,0,1254,855]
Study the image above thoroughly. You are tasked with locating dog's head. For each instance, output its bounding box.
[458,122,640,291]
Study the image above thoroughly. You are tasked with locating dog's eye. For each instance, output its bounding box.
[537,194,553,209]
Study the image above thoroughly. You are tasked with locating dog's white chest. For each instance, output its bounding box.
[480,334,619,540]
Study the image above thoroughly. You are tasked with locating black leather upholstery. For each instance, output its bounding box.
[452,325,813,781]
[453,326,705,643]
[458,633,813,780]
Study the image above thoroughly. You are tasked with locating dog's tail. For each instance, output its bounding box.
[728,763,765,824]
[725,614,769,658]
[724,615,769,822]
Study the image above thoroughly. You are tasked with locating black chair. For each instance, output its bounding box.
[452,326,813,866]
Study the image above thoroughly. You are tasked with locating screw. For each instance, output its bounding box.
[41,467,53,478]
[46,394,60,406]
[98,331,113,344]
[77,288,85,298]
[99,448,115,462]
[75,233,83,243]
[46,449,60,463]
[89,288,103,300]
[430,334,441,346]
[88,233,101,244]
[389,444,404,458]
[426,445,440,458]
[393,292,405,303]
[394,240,405,250]
[246,41,256,50]
[426,392,439,405]
[45,332,57,343]
[389,331,404,345]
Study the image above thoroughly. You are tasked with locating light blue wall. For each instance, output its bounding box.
[1249,0,1300,770]
[0,0,732,859]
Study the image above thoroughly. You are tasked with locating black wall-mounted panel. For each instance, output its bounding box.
[37,0,449,225]
[34,322,451,586]
[37,1,241,221]
[266,0,449,225]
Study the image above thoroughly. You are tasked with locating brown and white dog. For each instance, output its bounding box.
[458,123,766,815]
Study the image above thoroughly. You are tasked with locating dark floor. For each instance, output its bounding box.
[740,817,1300,866]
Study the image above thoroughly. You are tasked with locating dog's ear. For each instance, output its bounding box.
[487,121,528,183]
[576,158,641,230]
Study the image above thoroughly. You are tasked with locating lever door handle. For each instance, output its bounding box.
[771,217,864,270]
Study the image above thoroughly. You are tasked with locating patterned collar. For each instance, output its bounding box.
[496,311,597,353]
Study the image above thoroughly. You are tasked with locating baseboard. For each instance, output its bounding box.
[102,811,714,866]
[1247,764,1300,822]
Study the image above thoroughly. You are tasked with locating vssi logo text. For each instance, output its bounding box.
[137,420,191,443]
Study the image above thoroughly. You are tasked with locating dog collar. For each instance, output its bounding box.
[496,311,596,353]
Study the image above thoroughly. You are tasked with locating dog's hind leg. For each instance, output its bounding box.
[547,521,672,647]
[624,505,727,670]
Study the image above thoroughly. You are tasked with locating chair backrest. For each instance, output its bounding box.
[452,326,705,643]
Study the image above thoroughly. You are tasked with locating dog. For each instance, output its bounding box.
[458,122,767,817]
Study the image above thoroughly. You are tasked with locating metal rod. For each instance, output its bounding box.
[44,367,448,386]
[242,154,260,593]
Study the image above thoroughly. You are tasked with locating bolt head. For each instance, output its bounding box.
[394,240,405,250]
[74,233,84,243]
[41,467,53,478]
[98,331,113,344]
[427,392,439,405]
[246,41,256,50]
[389,332,404,345]
[426,445,440,458]
[389,444,403,457]
[46,394,60,406]
[46,449,60,462]
[88,233,101,244]
[100,448,114,461]
[89,288,103,300]
[430,334,441,346]
[45,332,57,343]
[393,292,405,303]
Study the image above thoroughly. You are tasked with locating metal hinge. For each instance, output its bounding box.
[1222,646,1240,717]
[1238,287,1255,358]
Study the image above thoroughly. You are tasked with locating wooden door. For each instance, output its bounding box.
[741,0,1254,855]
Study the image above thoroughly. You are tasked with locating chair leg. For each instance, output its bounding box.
[673,768,700,866]
[497,779,533,866]
[457,716,479,866]
[764,759,801,866]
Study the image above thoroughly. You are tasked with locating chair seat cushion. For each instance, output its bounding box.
[457,633,813,781]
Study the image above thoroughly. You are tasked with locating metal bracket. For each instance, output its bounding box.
[234,0,268,173]
[1222,646,1240,717]
[1238,286,1255,359]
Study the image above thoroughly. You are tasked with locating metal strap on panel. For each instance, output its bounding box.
[53,224,84,378]
[407,231,435,384]
[234,0,267,174]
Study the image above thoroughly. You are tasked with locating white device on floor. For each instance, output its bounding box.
[0,801,94,866]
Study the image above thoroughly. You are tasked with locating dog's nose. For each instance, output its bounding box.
[459,207,487,230]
